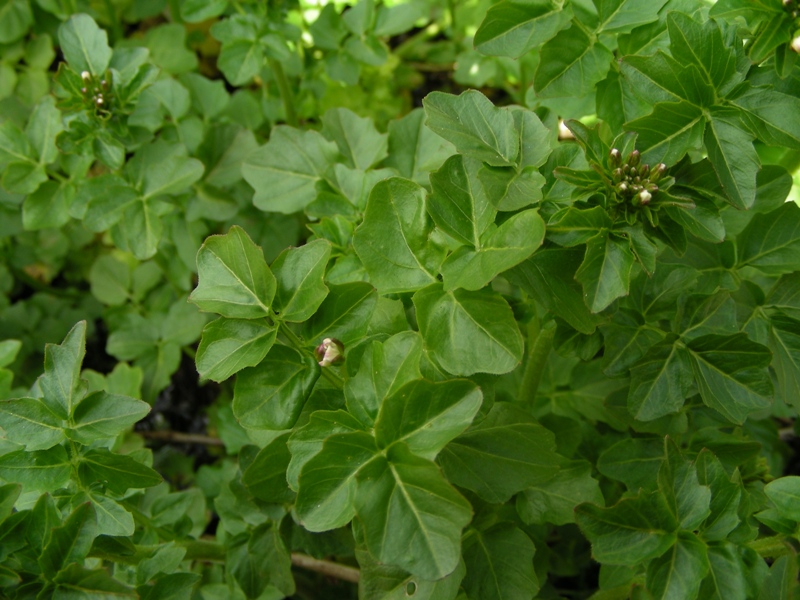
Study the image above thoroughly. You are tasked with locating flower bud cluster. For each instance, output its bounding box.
[608,148,666,208]
[80,70,112,110]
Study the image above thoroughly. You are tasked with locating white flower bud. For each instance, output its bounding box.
[315,338,344,367]
[639,190,652,205]
[81,71,91,81]
[791,36,800,54]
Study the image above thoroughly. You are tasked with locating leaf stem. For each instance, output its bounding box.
[91,541,360,582]
[268,59,299,127]
[139,430,224,446]
[520,319,556,402]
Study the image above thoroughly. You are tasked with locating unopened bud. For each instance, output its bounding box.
[640,164,650,179]
[792,36,800,54]
[639,190,652,205]
[612,168,623,182]
[315,338,344,367]
[618,182,628,193]
[609,148,621,167]
[80,87,87,94]
[650,163,667,182]
[628,150,641,167]
[623,164,630,174]
[96,97,103,105]
[81,70,91,81]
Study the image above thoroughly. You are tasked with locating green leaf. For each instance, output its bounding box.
[596,0,669,34]
[0,445,71,491]
[768,313,800,411]
[517,458,605,525]
[233,344,320,430]
[301,281,378,348]
[271,239,331,322]
[438,403,559,503]
[0,397,64,450]
[196,318,277,382]
[287,409,367,491]
[576,490,677,566]
[78,449,162,493]
[0,0,33,44]
[533,24,613,98]
[625,101,705,166]
[26,96,63,165]
[39,321,87,419]
[507,247,601,334]
[737,203,800,275]
[758,555,798,600]
[428,155,495,248]
[228,523,294,599]
[0,340,21,369]
[242,433,294,504]
[356,538,465,600]
[695,450,741,541]
[765,476,800,521]
[355,443,472,581]
[658,440,711,531]
[67,391,150,443]
[353,177,444,294]
[462,523,539,600]
[126,140,204,200]
[384,108,455,186]
[628,342,693,421]
[733,86,800,150]
[322,108,388,170]
[296,431,378,531]
[575,233,636,313]
[53,564,136,598]
[698,542,748,600]
[704,109,760,210]
[646,531,709,600]
[547,206,612,247]
[667,11,746,91]
[87,492,135,537]
[687,333,773,424]
[39,502,97,579]
[189,226,276,319]
[242,127,339,214]
[474,0,572,58]
[374,378,482,459]
[665,196,725,243]
[58,14,112,76]
[440,209,546,291]
[423,90,518,167]
[413,284,524,376]
[597,437,664,491]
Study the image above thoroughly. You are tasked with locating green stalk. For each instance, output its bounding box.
[268,59,299,127]
[519,319,556,403]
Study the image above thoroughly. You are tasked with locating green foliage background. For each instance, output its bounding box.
[2,0,800,598]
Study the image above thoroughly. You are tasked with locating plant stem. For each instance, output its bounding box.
[91,542,360,582]
[520,319,556,403]
[747,535,793,558]
[291,553,360,583]
[268,59,299,127]
[139,430,224,446]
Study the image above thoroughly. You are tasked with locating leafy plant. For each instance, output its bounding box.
[2,0,800,599]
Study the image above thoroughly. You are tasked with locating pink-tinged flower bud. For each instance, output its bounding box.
[792,36,800,54]
[650,163,667,182]
[80,87,87,94]
[315,338,344,367]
